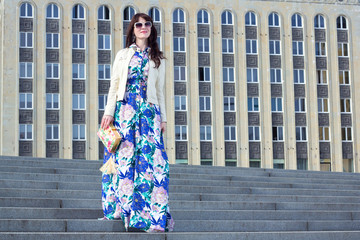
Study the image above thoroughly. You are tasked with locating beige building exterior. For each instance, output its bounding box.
[0,0,360,173]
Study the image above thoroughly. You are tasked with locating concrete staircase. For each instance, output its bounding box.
[0,155,360,240]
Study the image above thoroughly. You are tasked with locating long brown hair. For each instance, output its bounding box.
[126,13,165,68]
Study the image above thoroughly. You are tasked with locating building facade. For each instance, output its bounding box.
[1,0,360,173]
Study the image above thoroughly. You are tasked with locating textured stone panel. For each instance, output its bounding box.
[99,141,104,159]
[317,85,328,98]
[342,142,353,160]
[46,19,59,33]
[245,26,257,40]
[292,28,303,41]
[19,141,33,156]
[174,53,186,66]
[73,110,86,124]
[338,58,349,70]
[318,113,329,126]
[248,112,260,126]
[315,29,326,42]
[269,27,280,40]
[174,82,187,95]
[200,112,212,125]
[72,50,85,63]
[247,83,259,97]
[293,56,304,69]
[271,84,282,97]
[98,110,104,124]
[295,113,307,126]
[249,142,261,159]
[316,57,327,70]
[337,30,348,43]
[246,55,258,68]
[294,84,305,97]
[197,24,210,38]
[200,142,213,159]
[98,81,110,94]
[198,53,210,66]
[176,141,188,159]
[270,55,281,68]
[72,80,86,93]
[73,141,86,159]
[225,142,237,159]
[123,22,130,33]
[98,50,111,64]
[46,49,59,63]
[340,85,351,98]
[222,25,234,38]
[272,113,283,126]
[46,141,59,158]
[175,111,187,125]
[222,54,234,67]
[98,21,111,35]
[46,110,59,124]
[223,83,235,96]
[296,142,308,159]
[199,82,211,96]
[224,112,236,125]
[72,20,85,33]
[154,23,161,36]
[173,23,185,37]
[20,18,33,32]
[20,48,33,62]
[19,110,33,124]
[273,142,284,160]
[341,114,352,127]
[319,142,331,160]
[46,79,59,93]
[19,79,33,93]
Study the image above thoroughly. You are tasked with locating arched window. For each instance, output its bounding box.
[148,7,160,22]
[291,14,302,27]
[72,4,85,19]
[221,11,233,25]
[20,2,33,18]
[314,15,325,29]
[124,6,135,21]
[337,16,347,29]
[245,12,256,26]
[197,9,209,24]
[46,4,59,19]
[98,5,110,20]
[269,12,280,27]
[173,8,185,23]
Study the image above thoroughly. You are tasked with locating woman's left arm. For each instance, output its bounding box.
[156,59,167,132]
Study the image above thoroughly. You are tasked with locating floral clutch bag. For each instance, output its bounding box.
[97,123,121,153]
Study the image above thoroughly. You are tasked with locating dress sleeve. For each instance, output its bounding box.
[104,51,122,117]
[156,59,167,122]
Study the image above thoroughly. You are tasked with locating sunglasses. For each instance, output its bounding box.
[134,21,152,29]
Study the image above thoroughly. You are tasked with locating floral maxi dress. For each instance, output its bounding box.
[101,46,174,232]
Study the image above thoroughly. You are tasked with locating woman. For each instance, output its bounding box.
[100,13,174,232]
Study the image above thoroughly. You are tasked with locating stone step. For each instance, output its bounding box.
[1,231,360,240]
[1,207,359,221]
[2,197,360,211]
[3,178,360,192]
[1,219,360,232]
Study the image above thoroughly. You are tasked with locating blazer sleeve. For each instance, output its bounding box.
[104,51,122,117]
[156,59,167,122]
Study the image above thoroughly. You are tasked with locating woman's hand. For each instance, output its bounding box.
[160,122,167,133]
[101,115,114,129]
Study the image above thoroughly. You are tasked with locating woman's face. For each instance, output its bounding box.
[133,17,152,41]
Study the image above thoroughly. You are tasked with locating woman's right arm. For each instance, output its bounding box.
[101,51,121,129]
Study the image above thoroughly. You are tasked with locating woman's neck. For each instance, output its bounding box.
[135,39,148,51]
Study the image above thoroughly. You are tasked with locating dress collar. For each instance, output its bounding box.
[130,43,150,54]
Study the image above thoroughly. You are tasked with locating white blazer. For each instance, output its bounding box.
[104,47,167,122]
